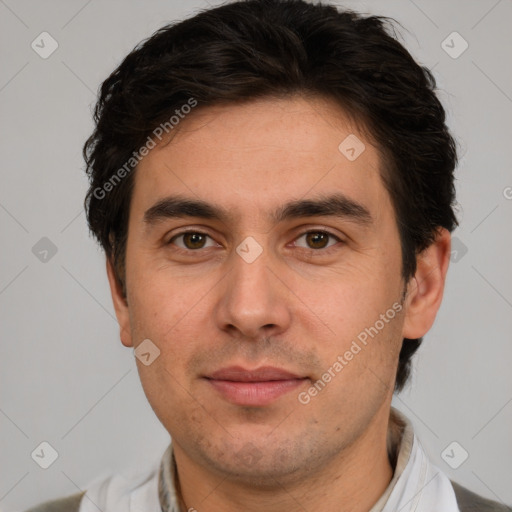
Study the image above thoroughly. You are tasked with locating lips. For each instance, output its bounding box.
[205,366,308,406]
[208,366,303,382]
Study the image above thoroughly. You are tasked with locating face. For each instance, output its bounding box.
[107,95,444,486]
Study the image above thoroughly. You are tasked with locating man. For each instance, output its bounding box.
[26,0,511,511]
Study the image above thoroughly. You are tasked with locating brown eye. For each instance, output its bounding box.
[169,231,214,250]
[295,231,340,251]
[182,233,207,249]
[305,232,329,249]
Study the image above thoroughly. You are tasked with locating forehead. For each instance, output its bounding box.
[132,95,389,226]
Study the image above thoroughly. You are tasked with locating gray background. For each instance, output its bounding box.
[1,0,511,510]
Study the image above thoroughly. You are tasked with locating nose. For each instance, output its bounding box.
[213,242,292,341]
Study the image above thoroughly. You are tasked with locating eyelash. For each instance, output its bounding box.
[166,229,343,255]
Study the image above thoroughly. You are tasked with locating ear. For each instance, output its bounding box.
[106,257,133,347]
[402,228,451,339]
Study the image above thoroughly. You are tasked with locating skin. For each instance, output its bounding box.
[106,95,451,512]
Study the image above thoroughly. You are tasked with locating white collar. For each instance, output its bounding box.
[79,407,460,512]
[371,407,461,512]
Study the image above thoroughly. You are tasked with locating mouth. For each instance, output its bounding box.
[204,366,309,406]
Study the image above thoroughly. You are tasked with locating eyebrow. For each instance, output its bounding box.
[143,193,373,228]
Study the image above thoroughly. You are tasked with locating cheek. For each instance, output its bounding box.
[295,259,404,382]
[299,262,398,331]
[127,277,205,420]
[128,249,197,330]
[127,268,218,380]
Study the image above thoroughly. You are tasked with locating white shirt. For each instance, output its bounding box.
[78,407,460,512]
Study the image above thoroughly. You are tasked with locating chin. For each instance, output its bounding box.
[196,436,325,487]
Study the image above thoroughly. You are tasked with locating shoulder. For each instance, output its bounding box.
[451,480,512,512]
[23,491,85,512]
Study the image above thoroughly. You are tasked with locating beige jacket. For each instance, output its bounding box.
[23,482,512,512]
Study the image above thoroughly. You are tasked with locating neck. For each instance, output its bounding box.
[172,404,396,512]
